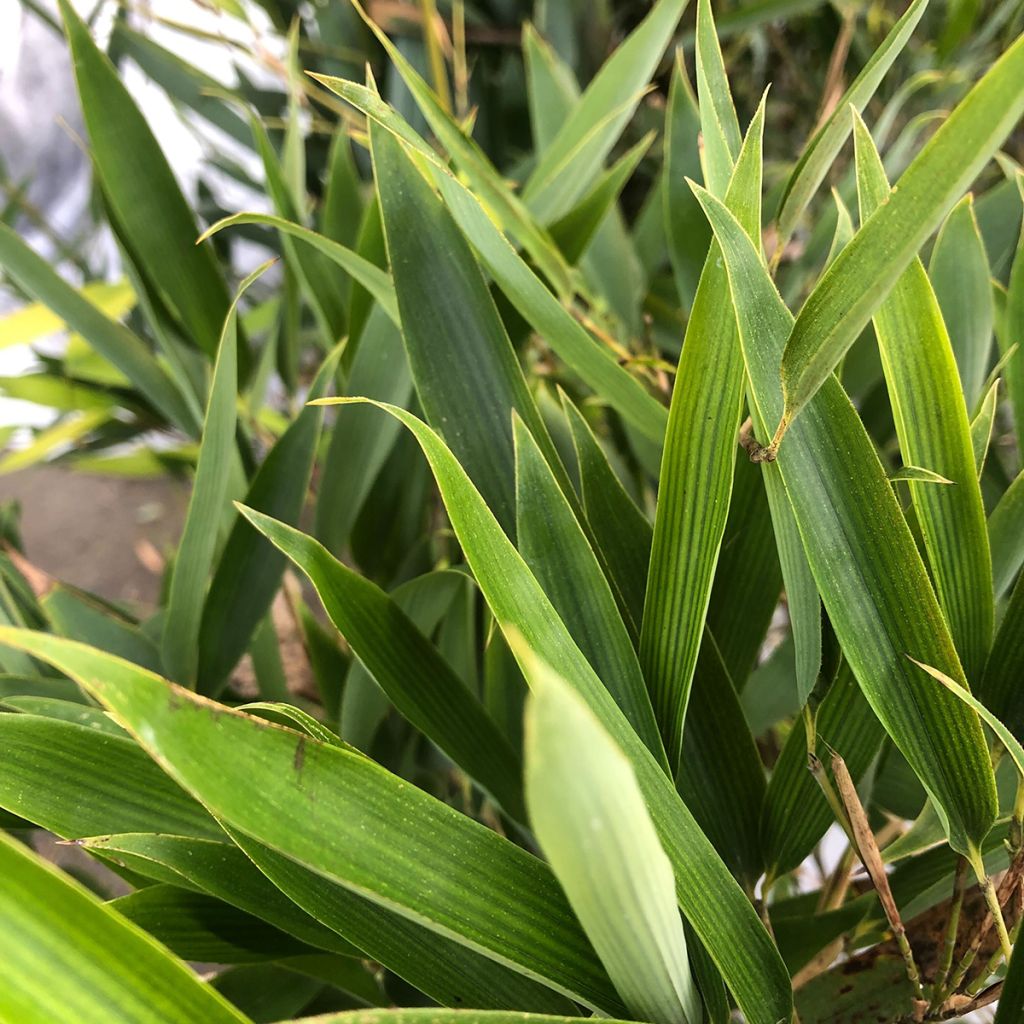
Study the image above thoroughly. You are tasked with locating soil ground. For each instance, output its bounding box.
[0,466,187,610]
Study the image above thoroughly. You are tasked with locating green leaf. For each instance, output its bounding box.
[308,400,793,1024]
[369,120,564,533]
[1004,188,1024,456]
[0,279,134,348]
[778,33,1024,443]
[521,0,688,222]
[523,23,580,151]
[426,164,667,446]
[0,832,250,1023]
[0,629,623,1014]
[321,131,363,250]
[224,830,580,1014]
[314,82,667,446]
[58,0,232,360]
[929,194,993,408]
[513,416,664,761]
[990,469,1024,599]
[970,378,999,478]
[339,569,465,749]
[547,134,654,265]
[664,57,710,312]
[523,648,700,1024]
[676,636,766,889]
[694,0,741,197]
[979,573,1024,743]
[0,408,110,475]
[641,96,766,766]
[249,117,347,347]
[280,1014,617,1024]
[544,412,766,893]
[314,307,411,557]
[0,224,196,433]
[162,265,265,685]
[196,344,341,695]
[80,833,359,957]
[0,712,222,840]
[774,0,929,249]
[909,657,1024,782]
[237,506,527,822]
[1,696,126,738]
[853,117,994,681]
[824,188,854,269]
[561,395,652,634]
[43,585,162,674]
[109,885,316,964]
[887,466,954,485]
[694,183,998,856]
[199,213,398,326]
[704,455,781,687]
[314,57,573,298]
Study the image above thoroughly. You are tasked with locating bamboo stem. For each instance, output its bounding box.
[929,857,968,1010]
[830,752,923,998]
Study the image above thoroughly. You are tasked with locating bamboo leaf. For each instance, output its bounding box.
[561,394,653,634]
[426,165,667,446]
[237,506,527,822]
[0,712,222,841]
[929,194,994,408]
[761,664,885,879]
[196,344,341,695]
[78,834,359,957]
[676,636,767,889]
[43,585,162,674]
[309,399,793,1024]
[774,0,929,248]
[853,116,993,680]
[523,648,700,1024]
[978,573,1024,743]
[990,470,1024,599]
[548,134,654,264]
[109,885,316,964]
[694,0,741,197]
[312,82,667,446]
[162,265,268,686]
[970,380,999,477]
[513,415,663,760]
[313,54,573,298]
[887,466,954,485]
[199,213,398,326]
[641,96,766,766]
[0,629,624,1014]
[57,0,232,361]
[778,34,1024,443]
[369,120,563,534]
[522,0,689,222]
[315,307,411,557]
[1004,186,1024,456]
[281,1013,620,1024]
[223,830,580,1014]
[909,657,1024,781]
[664,57,710,312]
[0,279,134,348]
[0,832,250,1024]
[694,184,998,856]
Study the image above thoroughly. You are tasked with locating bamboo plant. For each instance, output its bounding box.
[1,0,1024,1021]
